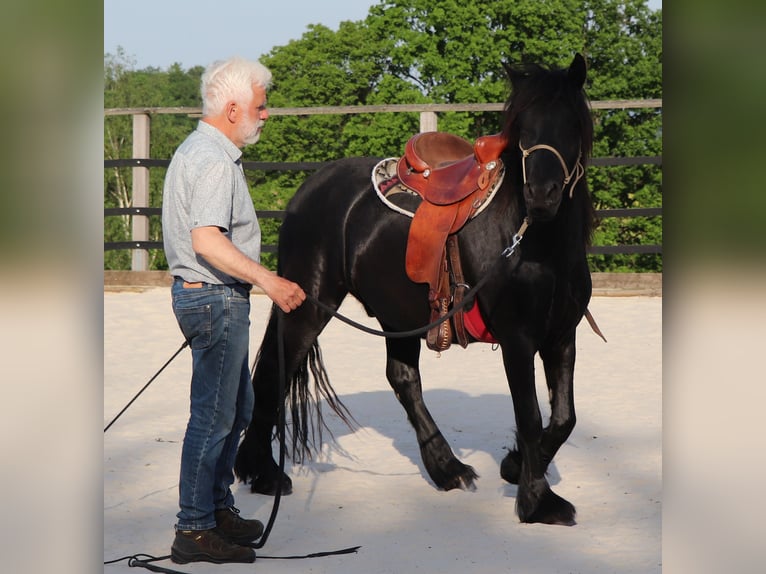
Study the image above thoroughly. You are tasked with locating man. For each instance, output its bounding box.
[161,57,305,565]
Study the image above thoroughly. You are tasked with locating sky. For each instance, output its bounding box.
[105,0,662,71]
[104,0,376,70]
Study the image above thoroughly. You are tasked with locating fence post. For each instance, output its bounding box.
[419,111,438,133]
[131,113,151,271]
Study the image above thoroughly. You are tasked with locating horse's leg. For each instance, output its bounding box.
[501,343,576,525]
[384,333,478,490]
[500,336,577,486]
[235,303,334,495]
[538,336,577,468]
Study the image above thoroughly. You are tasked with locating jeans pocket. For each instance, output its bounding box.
[174,303,212,350]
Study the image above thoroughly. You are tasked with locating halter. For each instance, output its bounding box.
[519,142,585,199]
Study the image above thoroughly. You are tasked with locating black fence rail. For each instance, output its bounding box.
[104,157,662,256]
[104,206,661,255]
[105,100,662,265]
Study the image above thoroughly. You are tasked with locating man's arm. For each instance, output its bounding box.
[191,226,305,312]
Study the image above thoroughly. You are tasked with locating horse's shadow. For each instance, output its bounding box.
[293,387,562,492]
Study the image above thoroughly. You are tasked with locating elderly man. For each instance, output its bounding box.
[162,56,305,565]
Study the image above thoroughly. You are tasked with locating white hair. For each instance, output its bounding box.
[200,57,272,117]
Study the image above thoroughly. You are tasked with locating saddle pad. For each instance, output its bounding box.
[372,158,420,217]
[463,298,498,344]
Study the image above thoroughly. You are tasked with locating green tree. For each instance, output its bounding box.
[104,0,662,272]
[103,49,202,269]
[256,0,662,271]
[582,0,663,271]
[103,48,138,270]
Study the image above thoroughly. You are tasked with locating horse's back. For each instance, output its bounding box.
[278,157,377,275]
[279,157,374,243]
[286,157,380,216]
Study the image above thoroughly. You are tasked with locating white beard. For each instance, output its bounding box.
[241,118,264,146]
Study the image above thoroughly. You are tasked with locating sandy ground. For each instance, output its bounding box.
[104,289,661,573]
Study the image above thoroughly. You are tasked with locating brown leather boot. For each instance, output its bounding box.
[214,506,264,544]
[171,528,255,564]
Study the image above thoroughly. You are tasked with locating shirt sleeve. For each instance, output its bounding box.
[188,159,236,232]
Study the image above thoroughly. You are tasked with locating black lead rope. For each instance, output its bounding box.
[104,340,190,433]
[303,242,521,339]
[104,232,525,572]
[103,306,360,573]
[105,545,363,573]
[240,236,523,556]
[104,554,181,573]
[234,312,358,556]
[104,232,523,435]
[250,308,289,549]
[104,315,359,572]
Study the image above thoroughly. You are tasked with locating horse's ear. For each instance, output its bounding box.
[504,62,520,85]
[568,53,587,90]
[504,61,530,89]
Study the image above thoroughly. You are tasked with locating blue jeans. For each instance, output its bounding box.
[171,279,254,531]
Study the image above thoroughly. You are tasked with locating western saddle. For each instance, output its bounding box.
[395,131,508,351]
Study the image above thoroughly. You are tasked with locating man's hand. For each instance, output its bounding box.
[258,273,306,313]
[191,226,306,312]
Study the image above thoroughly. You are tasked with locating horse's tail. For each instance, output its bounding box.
[288,339,357,463]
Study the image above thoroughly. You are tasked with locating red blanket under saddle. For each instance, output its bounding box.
[463,298,498,344]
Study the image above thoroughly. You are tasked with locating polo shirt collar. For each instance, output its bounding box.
[196,120,243,164]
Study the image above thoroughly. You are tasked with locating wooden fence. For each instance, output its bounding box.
[104,100,662,269]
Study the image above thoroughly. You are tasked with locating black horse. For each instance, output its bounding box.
[236,54,596,526]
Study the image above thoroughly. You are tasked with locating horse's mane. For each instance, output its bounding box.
[500,61,596,245]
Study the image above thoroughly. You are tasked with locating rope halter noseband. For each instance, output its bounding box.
[519,142,585,199]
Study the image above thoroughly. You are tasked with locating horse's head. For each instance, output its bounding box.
[502,54,593,222]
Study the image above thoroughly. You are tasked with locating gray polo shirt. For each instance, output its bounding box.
[162,121,261,284]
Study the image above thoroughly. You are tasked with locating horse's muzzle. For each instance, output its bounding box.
[523,182,562,220]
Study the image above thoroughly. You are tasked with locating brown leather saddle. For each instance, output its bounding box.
[395,131,508,351]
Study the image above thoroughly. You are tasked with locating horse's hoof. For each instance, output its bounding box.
[460,474,478,491]
[518,487,576,526]
[439,461,479,491]
[500,450,521,484]
[250,473,293,496]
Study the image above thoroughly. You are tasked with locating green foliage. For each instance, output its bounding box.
[583,0,663,271]
[104,0,662,273]
[104,49,202,270]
